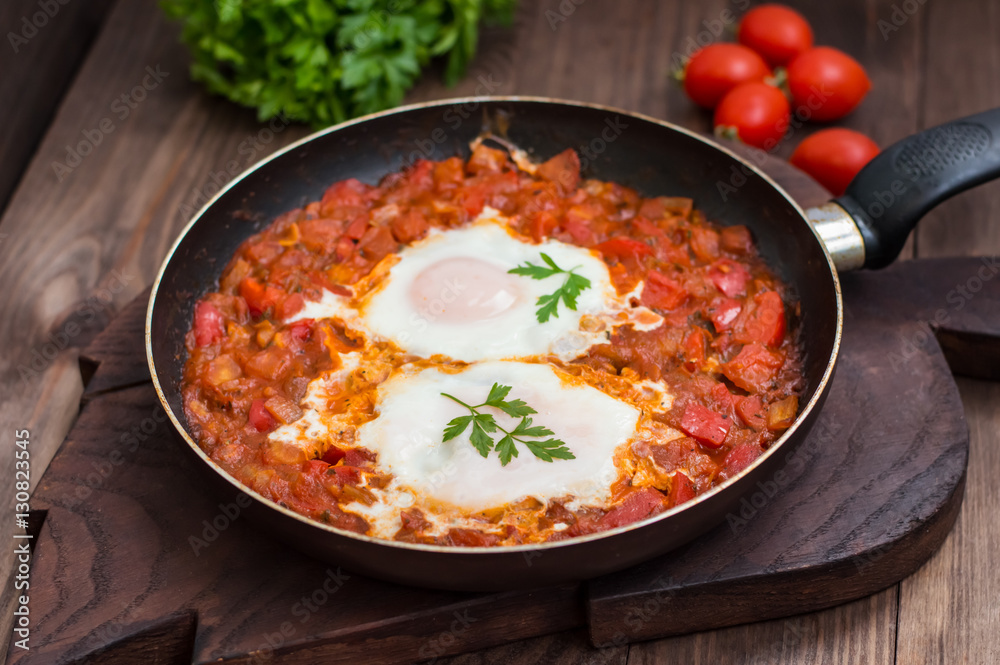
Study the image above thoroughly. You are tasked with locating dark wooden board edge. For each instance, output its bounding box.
[587,470,966,646]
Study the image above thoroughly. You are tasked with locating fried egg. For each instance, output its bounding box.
[357,361,640,514]
[291,208,662,362]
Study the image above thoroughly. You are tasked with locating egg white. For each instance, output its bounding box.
[355,361,640,515]
[290,208,662,362]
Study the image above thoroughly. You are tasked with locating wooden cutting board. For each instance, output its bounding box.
[9,156,998,665]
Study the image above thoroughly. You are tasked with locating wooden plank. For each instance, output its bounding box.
[627,589,897,665]
[0,0,116,214]
[0,0,311,659]
[437,629,627,665]
[900,1,1000,662]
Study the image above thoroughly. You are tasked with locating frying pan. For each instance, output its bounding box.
[147,98,1000,591]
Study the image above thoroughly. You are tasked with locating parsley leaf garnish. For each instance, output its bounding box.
[440,383,575,466]
[508,253,592,323]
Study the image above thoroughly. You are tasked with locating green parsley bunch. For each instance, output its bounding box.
[161,0,517,127]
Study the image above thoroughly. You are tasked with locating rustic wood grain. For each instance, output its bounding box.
[2,0,996,662]
[10,257,988,664]
[0,0,116,214]
[628,589,898,665]
[897,1,1000,662]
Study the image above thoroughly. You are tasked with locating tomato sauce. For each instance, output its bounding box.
[182,143,804,546]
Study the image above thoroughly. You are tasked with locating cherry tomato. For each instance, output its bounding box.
[786,47,871,122]
[738,4,814,66]
[682,44,771,109]
[790,128,880,195]
[713,82,790,150]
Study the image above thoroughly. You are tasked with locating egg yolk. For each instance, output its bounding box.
[408,257,524,324]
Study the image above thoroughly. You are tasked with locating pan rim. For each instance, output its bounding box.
[146,95,844,556]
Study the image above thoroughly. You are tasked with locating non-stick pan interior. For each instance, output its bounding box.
[151,99,838,427]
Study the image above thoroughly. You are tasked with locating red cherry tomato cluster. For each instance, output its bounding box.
[677,4,879,193]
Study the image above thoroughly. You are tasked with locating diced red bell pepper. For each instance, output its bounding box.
[248,398,277,433]
[641,270,688,310]
[668,471,696,508]
[709,259,750,297]
[683,327,710,371]
[193,301,224,347]
[679,403,730,448]
[722,342,784,393]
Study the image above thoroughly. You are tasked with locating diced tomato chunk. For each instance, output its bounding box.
[720,225,753,254]
[329,465,362,485]
[357,225,397,262]
[298,218,346,253]
[345,216,368,240]
[679,403,730,448]
[735,395,767,430]
[249,398,277,433]
[690,226,720,262]
[448,528,501,547]
[239,277,283,319]
[668,471,696,508]
[320,446,346,465]
[641,270,688,310]
[528,210,559,242]
[737,291,786,347]
[276,292,304,320]
[537,148,581,192]
[722,444,761,479]
[289,318,314,341]
[193,302,224,347]
[709,259,750,297]
[722,342,784,393]
[598,487,668,529]
[320,178,370,211]
[707,297,742,331]
[390,209,429,243]
[595,236,653,265]
[343,447,377,467]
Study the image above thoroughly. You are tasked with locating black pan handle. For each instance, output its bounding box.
[834,108,1000,269]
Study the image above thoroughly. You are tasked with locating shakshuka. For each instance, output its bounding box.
[182,140,804,547]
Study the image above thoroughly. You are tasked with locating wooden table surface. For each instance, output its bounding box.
[1,0,998,663]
